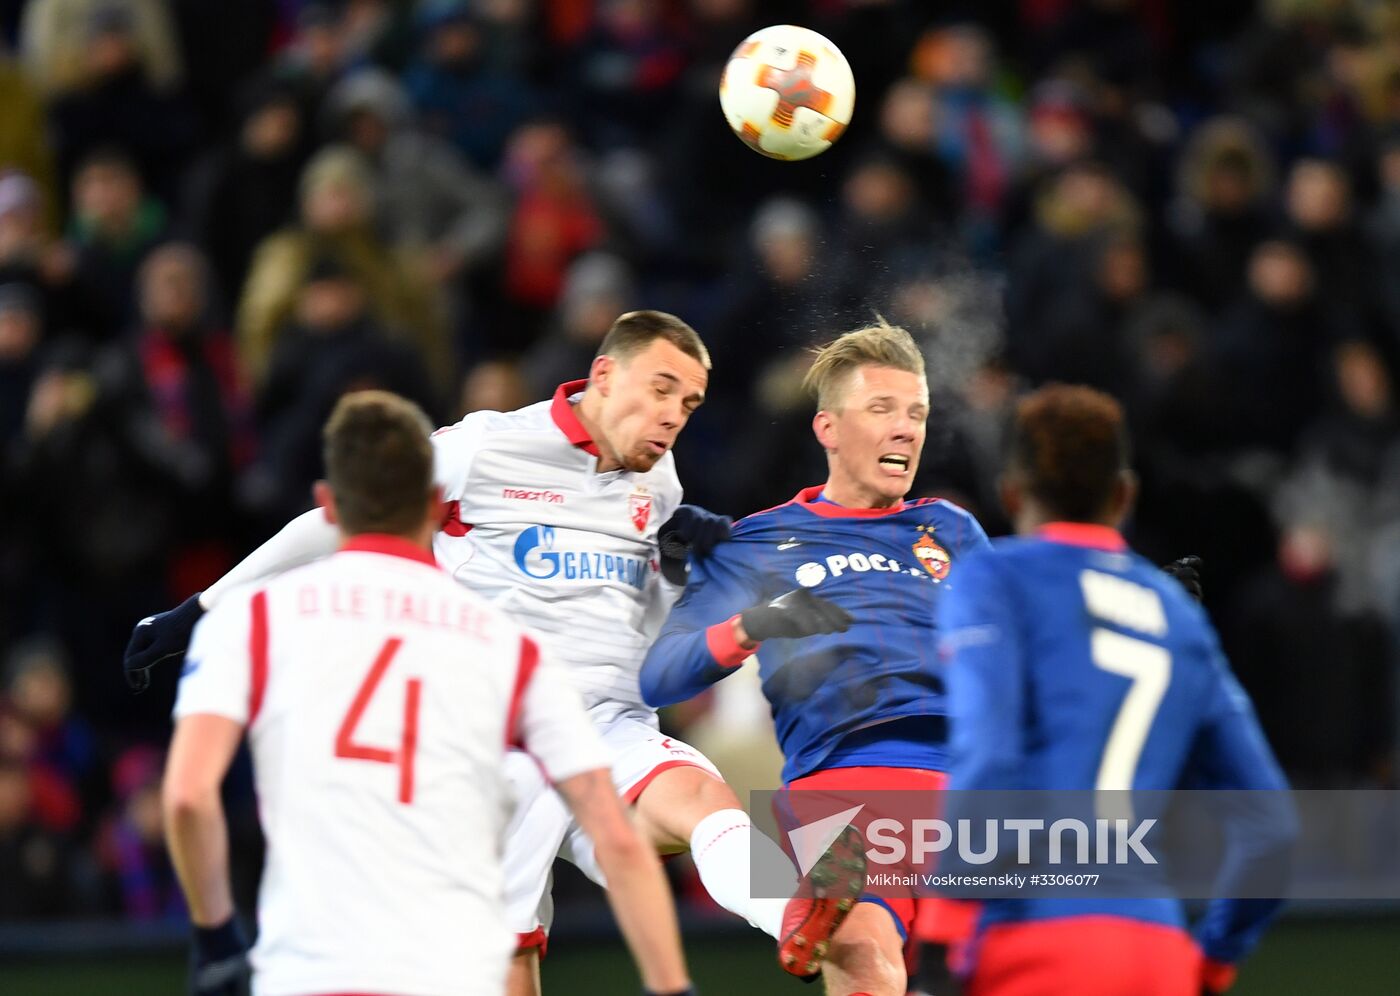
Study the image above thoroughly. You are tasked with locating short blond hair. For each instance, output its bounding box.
[803,320,926,410]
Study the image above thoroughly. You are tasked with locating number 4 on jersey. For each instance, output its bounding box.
[335,638,422,804]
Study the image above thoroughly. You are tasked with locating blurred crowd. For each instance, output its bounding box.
[2,0,1399,921]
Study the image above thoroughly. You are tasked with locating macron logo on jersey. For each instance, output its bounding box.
[512,526,650,589]
[503,487,565,505]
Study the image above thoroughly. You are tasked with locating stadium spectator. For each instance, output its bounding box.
[497,119,607,347]
[44,3,198,202]
[1228,523,1395,787]
[19,0,183,98]
[130,242,253,587]
[324,67,507,327]
[709,198,841,406]
[559,0,689,150]
[0,169,106,336]
[1166,116,1276,314]
[911,23,1024,251]
[250,256,437,524]
[64,148,168,335]
[255,1,354,129]
[4,638,99,834]
[0,282,44,445]
[181,77,308,303]
[99,744,181,919]
[522,251,636,397]
[0,752,81,919]
[0,42,58,229]
[454,356,530,421]
[404,1,536,170]
[236,144,448,391]
[1215,239,1347,454]
[1004,161,1143,386]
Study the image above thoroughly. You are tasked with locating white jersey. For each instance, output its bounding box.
[430,380,684,713]
[173,535,610,996]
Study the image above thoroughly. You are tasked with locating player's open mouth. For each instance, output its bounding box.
[646,440,668,456]
[878,454,910,473]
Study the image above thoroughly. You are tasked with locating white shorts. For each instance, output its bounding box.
[502,704,723,950]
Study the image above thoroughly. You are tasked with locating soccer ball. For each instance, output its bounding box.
[719,24,855,161]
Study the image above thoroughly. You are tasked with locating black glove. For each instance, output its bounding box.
[1162,555,1204,602]
[658,504,732,560]
[739,588,853,643]
[190,917,250,995]
[644,989,696,996]
[125,593,205,692]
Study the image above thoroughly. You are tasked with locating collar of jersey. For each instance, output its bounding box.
[551,379,602,457]
[1037,522,1127,551]
[340,533,438,566]
[791,485,907,518]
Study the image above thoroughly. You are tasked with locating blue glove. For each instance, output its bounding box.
[190,917,249,995]
[658,505,731,561]
[125,593,205,693]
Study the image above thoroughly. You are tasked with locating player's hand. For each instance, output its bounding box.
[658,505,732,560]
[1162,555,1204,602]
[125,593,205,693]
[740,588,852,643]
[644,989,696,996]
[190,917,250,995]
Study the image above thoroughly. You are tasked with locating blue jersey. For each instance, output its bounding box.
[940,523,1294,966]
[641,486,990,783]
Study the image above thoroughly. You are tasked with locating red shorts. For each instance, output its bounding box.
[782,766,977,944]
[968,916,1201,996]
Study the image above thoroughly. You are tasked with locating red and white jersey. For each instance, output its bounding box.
[173,535,610,996]
[430,380,684,713]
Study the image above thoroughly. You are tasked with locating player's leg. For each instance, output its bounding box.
[820,899,909,996]
[591,718,798,939]
[607,716,865,974]
[501,751,569,996]
[631,762,799,938]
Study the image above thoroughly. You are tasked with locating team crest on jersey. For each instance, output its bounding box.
[628,489,652,532]
[912,528,951,581]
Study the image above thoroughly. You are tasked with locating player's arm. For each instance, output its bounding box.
[1182,636,1297,992]
[515,647,692,994]
[162,597,260,994]
[941,553,1027,792]
[124,416,487,691]
[123,507,337,691]
[556,769,691,994]
[640,539,766,706]
[164,713,242,926]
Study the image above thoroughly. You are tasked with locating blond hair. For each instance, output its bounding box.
[803,319,926,410]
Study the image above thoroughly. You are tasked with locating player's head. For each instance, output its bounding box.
[1001,383,1136,532]
[805,320,928,508]
[585,310,710,473]
[314,390,440,544]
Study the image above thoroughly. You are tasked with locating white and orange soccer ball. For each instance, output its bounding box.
[719,24,855,161]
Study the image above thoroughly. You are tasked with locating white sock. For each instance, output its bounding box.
[689,808,796,939]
